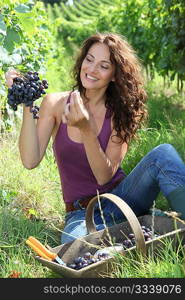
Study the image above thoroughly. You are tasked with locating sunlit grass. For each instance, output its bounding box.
[111,238,185,278]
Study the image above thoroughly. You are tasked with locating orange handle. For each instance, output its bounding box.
[27,236,57,260]
[26,239,52,261]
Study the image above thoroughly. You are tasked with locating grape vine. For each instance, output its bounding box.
[0,0,54,130]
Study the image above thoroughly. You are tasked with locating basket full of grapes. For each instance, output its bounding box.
[35,193,185,278]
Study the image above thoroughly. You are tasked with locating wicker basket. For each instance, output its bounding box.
[35,193,185,278]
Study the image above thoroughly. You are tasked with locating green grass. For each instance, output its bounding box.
[122,79,185,211]
[0,63,185,277]
[111,238,185,278]
[0,130,64,219]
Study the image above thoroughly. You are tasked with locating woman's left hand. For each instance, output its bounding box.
[62,91,90,130]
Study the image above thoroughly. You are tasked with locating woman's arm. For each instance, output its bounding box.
[80,126,128,185]
[19,94,56,169]
[5,69,57,169]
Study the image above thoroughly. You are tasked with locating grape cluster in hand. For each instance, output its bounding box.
[67,251,110,270]
[122,225,159,248]
[7,71,48,119]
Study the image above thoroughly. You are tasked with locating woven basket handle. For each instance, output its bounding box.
[85,193,146,255]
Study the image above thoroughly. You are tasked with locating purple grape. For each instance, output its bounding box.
[141,225,146,230]
[131,238,136,245]
[83,252,92,260]
[67,263,76,269]
[97,253,109,260]
[74,256,83,264]
[82,262,88,268]
[123,239,132,248]
[76,262,83,270]
[89,257,98,264]
[143,232,150,240]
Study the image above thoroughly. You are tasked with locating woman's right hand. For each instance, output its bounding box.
[5,68,20,88]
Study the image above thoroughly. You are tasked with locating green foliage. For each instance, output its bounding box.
[41,0,68,5]
[46,0,114,47]
[0,0,55,130]
[0,1,53,73]
[46,0,185,92]
[78,0,100,15]
[73,1,98,17]
[101,0,185,91]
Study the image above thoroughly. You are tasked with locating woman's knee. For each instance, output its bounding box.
[152,143,174,154]
[149,143,179,161]
[147,143,185,175]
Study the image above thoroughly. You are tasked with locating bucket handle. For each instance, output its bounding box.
[85,193,146,256]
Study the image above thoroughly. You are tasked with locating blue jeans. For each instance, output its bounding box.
[61,144,185,244]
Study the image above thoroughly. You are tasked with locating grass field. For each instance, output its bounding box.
[0,66,185,278]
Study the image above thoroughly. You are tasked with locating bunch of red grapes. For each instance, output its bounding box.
[7,71,48,119]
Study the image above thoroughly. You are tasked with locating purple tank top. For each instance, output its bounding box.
[52,95,125,203]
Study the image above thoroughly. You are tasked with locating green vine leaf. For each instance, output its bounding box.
[10,53,22,65]
[3,27,22,52]
[0,46,11,64]
[14,4,31,13]
[0,14,6,36]
[0,80,6,96]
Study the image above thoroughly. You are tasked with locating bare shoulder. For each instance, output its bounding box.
[40,91,70,128]
[42,91,70,108]
[40,91,70,116]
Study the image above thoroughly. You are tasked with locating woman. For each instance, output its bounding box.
[6,33,185,244]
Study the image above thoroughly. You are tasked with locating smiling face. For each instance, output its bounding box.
[80,42,115,92]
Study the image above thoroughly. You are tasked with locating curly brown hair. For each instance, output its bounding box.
[72,32,147,144]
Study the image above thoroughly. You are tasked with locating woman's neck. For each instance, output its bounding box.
[82,88,106,108]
